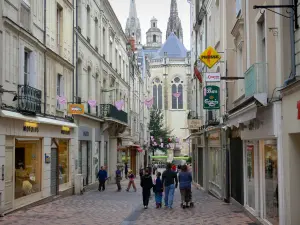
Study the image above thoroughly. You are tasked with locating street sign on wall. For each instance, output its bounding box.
[199,46,221,68]
[203,86,220,110]
[205,73,221,82]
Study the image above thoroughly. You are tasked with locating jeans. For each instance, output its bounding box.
[142,189,151,206]
[164,184,175,208]
[116,177,121,191]
[155,192,163,204]
[99,180,105,191]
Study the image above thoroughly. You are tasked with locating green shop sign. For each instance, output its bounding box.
[203,86,220,109]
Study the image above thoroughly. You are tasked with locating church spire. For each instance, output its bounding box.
[125,0,142,45]
[166,0,183,43]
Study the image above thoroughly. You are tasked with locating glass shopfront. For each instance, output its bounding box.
[58,139,69,184]
[15,139,41,199]
[263,140,279,225]
[210,147,221,185]
[246,142,255,209]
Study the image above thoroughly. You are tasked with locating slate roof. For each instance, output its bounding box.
[155,32,187,58]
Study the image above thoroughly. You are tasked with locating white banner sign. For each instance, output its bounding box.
[205,73,221,82]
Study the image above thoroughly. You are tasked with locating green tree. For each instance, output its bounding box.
[148,109,173,155]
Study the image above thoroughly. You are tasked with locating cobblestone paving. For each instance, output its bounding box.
[0,172,256,225]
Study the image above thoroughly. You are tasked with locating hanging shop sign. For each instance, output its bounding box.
[205,73,221,82]
[199,46,221,68]
[188,119,202,130]
[23,122,39,132]
[61,126,70,135]
[203,86,220,109]
[68,104,84,115]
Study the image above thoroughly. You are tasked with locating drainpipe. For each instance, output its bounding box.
[75,0,79,101]
[72,0,75,103]
[284,0,296,86]
[195,32,198,118]
[43,0,47,116]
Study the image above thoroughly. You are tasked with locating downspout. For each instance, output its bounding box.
[72,0,75,103]
[43,0,47,116]
[75,0,79,101]
[204,10,208,123]
[284,0,296,86]
[195,32,198,118]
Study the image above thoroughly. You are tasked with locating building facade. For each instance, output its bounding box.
[0,0,76,213]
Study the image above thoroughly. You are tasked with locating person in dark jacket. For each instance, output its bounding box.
[124,163,128,179]
[116,166,122,191]
[97,166,107,191]
[140,169,153,209]
[178,165,193,208]
[162,163,178,209]
[153,172,163,208]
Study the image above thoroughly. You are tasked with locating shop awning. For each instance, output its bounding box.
[226,102,257,128]
[0,110,77,128]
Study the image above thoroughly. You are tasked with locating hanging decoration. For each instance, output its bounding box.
[160,143,164,148]
[57,96,67,105]
[159,138,163,143]
[194,60,203,83]
[153,141,157,146]
[176,137,180,143]
[88,100,97,108]
[115,100,124,111]
[172,92,181,98]
[144,97,154,108]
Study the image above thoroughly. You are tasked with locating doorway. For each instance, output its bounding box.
[50,140,58,196]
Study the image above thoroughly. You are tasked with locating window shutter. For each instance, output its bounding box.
[19,44,25,84]
[29,51,37,87]
[61,75,65,110]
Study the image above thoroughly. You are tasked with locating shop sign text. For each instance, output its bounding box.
[199,46,221,68]
[23,122,39,132]
[68,104,84,115]
[205,73,221,82]
[203,86,220,110]
[188,119,202,130]
[61,126,70,135]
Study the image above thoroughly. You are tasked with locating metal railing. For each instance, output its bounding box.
[17,85,42,115]
[244,63,268,98]
[100,104,128,124]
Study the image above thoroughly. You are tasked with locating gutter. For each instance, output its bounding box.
[75,0,79,102]
[72,0,75,103]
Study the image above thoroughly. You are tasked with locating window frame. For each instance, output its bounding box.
[171,77,183,109]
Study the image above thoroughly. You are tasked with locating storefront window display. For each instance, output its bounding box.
[15,139,41,199]
[58,139,69,184]
[210,148,221,185]
[263,140,279,225]
[246,144,255,209]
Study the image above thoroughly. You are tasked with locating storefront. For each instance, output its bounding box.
[78,126,92,186]
[0,111,76,213]
[241,103,281,225]
[207,128,223,199]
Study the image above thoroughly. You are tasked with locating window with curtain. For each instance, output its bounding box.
[152,78,162,109]
[172,77,183,109]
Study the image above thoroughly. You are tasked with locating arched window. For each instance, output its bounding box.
[153,34,157,43]
[152,78,162,109]
[171,77,183,109]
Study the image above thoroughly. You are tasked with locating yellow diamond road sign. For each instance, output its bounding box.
[199,46,221,68]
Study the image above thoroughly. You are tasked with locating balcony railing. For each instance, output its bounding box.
[244,63,268,98]
[100,104,128,124]
[17,85,42,115]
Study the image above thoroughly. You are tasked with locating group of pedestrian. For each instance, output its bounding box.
[97,162,193,210]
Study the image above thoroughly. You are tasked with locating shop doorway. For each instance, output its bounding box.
[50,140,58,196]
[79,141,91,186]
[197,147,203,187]
[130,149,137,175]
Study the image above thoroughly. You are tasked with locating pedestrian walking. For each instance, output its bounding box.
[140,169,153,209]
[116,166,122,191]
[178,165,193,208]
[126,169,137,192]
[153,172,163,208]
[125,163,128,179]
[97,166,108,192]
[162,163,178,209]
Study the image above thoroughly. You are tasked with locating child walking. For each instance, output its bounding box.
[126,169,137,192]
[140,169,153,209]
[153,172,163,208]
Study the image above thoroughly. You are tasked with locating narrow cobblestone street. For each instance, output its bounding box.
[1,175,256,225]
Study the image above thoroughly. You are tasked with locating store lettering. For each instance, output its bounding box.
[206,88,218,94]
[23,122,39,133]
[204,99,218,107]
[208,75,219,79]
[83,131,89,136]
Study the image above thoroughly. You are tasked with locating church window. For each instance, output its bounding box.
[172,77,183,109]
[153,22,155,27]
[153,78,162,109]
[153,35,157,43]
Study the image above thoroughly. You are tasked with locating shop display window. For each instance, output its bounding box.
[209,148,221,185]
[15,139,41,199]
[58,139,69,184]
[264,140,279,225]
[246,144,255,209]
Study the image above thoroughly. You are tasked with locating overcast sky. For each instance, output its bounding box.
[109,0,191,50]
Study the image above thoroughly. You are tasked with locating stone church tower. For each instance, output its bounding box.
[166,0,183,43]
[146,17,162,48]
[125,0,142,46]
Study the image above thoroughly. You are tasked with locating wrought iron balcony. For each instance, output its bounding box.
[244,63,268,98]
[100,104,128,124]
[17,85,42,115]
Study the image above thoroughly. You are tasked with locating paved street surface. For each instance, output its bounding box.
[1,171,256,225]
